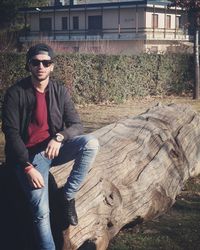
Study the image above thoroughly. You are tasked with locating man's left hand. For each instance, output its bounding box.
[45,139,62,159]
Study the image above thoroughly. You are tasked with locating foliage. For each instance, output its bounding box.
[169,0,200,10]
[169,0,200,25]
[169,0,200,100]
[0,0,49,29]
[0,52,194,104]
[0,30,20,52]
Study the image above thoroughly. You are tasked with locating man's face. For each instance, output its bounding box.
[28,54,54,82]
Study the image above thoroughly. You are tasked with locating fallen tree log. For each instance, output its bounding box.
[50,103,200,250]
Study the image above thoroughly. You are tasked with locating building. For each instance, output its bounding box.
[19,0,191,54]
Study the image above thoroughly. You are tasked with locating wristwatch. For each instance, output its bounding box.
[54,133,64,143]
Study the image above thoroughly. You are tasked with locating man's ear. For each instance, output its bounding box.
[50,64,54,72]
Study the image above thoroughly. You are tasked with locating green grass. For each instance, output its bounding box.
[109,233,179,250]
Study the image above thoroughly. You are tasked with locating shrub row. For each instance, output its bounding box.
[0,52,194,105]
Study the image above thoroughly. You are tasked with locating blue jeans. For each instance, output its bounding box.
[15,134,99,250]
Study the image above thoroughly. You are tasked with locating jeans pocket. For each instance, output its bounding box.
[40,151,52,165]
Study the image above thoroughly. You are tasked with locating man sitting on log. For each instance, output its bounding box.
[1,43,99,250]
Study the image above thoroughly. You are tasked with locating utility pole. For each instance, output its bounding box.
[193,14,200,99]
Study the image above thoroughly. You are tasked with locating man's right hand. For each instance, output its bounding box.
[26,167,45,189]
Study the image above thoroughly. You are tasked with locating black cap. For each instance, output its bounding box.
[25,43,54,71]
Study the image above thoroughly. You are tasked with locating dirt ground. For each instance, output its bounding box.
[78,95,200,133]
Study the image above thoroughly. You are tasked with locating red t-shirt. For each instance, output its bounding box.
[26,89,50,148]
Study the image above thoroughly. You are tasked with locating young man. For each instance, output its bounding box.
[2,43,99,250]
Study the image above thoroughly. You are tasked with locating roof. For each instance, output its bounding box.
[19,0,176,13]
[19,0,147,12]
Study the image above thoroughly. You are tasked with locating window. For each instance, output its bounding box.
[73,16,79,30]
[39,18,52,31]
[62,17,68,30]
[88,15,102,34]
[166,15,171,29]
[176,16,181,29]
[152,14,158,29]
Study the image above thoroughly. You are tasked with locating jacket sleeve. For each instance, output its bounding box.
[59,88,83,140]
[2,88,29,168]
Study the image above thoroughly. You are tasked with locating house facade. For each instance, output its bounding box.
[19,0,191,54]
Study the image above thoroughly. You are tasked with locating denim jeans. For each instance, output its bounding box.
[15,134,99,250]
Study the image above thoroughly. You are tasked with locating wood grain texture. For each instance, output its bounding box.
[50,103,200,250]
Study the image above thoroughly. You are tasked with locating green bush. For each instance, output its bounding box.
[0,52,27,92]
[0,52,194,104]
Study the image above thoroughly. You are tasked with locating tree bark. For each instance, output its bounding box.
[50,103,200,250]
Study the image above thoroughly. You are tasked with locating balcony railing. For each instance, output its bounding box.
[19,27,190,42]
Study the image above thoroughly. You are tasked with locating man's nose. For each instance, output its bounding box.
[38,62,45,68]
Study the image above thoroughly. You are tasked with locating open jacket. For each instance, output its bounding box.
[2,76,83,168]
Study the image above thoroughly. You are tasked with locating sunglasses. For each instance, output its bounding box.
[30,59,53,67]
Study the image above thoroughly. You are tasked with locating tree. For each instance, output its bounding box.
[169,0,200,99]
[0,0,49,29]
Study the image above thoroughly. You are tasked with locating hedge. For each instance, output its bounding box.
[0,52,194,105]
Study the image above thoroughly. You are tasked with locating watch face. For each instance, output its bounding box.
[56,134,64,142]
[56,135,62,142]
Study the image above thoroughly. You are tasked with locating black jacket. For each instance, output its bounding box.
[2,76,83,168]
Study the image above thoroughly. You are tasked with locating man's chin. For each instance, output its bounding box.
[33,75,49,82]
